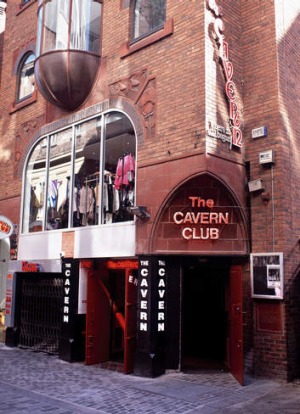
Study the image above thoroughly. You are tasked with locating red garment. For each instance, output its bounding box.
[114,154,135,190]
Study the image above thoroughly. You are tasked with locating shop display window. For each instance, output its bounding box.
[22,111,136,233]
[47,129,72,230]
[23,137,48,233]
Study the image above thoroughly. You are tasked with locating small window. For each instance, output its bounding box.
[17,1,35,16]
[19,0,31,6]
[17,53,35,101]
[133,0,166,41]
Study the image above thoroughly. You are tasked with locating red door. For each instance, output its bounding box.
[85,261,138,372]
[124,268,138,373]
[85,268,110,365]
[229,265,244,385]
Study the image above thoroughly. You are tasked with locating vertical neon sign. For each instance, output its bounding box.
[208,0,243,148]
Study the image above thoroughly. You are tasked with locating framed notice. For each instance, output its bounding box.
[250,253,283,299]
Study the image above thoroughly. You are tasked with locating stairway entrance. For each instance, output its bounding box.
[85,260,138,374]
[182,263,228,370]
[181,262,244,384]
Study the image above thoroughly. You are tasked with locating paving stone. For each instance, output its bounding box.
[1,343,300,413]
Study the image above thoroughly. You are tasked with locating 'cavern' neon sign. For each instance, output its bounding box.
[208,0,243,148]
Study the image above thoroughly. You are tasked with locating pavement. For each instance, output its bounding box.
[0,342,300,413]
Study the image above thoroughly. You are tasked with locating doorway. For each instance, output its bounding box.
[85,260,138,374]
[181,263,229,371]
[108,270,125,363]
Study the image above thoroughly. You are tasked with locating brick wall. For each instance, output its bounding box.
[0,0,44,212]
[242,0,300,380]
[275,1,300,381]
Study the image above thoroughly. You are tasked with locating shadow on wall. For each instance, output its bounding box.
[286,269,300,381]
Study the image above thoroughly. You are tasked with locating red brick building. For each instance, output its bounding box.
[0,0,300,384]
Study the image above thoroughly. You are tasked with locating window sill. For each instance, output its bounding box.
[120,18,174,58]
[16,0,36,15]
[9,90,37,114]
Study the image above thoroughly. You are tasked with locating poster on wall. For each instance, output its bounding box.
[250,253,284,299]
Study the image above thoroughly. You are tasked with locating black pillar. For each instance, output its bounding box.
[59,258,85,362]
[5,271,21,348]
[134,256,166,377]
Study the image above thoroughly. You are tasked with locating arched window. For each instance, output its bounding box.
[133,0,166,41]
[22,111,136,233]
[17,52,35,101]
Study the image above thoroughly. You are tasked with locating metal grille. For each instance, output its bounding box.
[19,276,64,354]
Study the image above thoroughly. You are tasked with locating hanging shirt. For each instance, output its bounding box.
[57,178,69,212]
[79,186,95,214]
[48,180,58,208]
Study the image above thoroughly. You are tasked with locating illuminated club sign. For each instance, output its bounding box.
[173,196,231,240]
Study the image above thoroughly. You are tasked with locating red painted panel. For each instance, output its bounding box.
[85,269,110,365]
[256,302,283,333]
[230,265,244,385]
[124,268,138,374]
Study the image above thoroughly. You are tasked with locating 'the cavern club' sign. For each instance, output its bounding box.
[173,196,230,240]
[208,0,243,148]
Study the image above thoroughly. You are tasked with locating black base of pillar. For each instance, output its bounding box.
[59,315,85,362]
[58,336,85,362]
[5,327,19,347]
[134,350,165,377]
